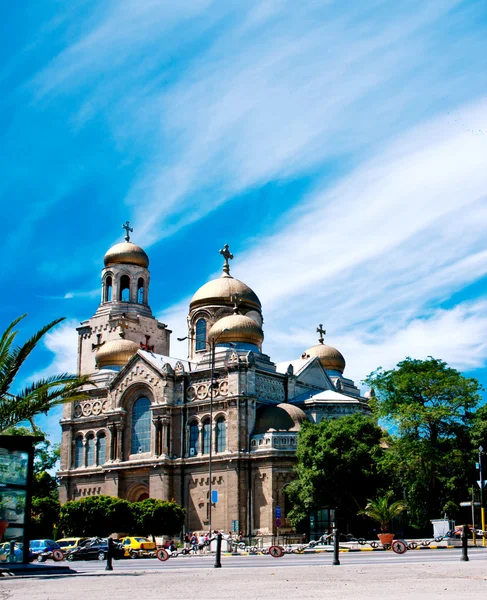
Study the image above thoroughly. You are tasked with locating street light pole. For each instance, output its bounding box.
[208,335,216,535]
[178,328,228,536]
[479,447,486,547]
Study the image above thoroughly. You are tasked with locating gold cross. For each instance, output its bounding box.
[220,244,234,275]
[316,324,326,344]
[122,220,133,242]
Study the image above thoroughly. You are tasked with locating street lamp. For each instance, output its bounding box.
[479,446,486,547]
[178,328,228,534]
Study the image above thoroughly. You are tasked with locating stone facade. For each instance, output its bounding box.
[59,233,370,537]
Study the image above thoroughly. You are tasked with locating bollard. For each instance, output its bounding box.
[8,541,15,563]
[461,524,469,562]
[332,528,340,566]
[106,537,114,571]
[214,532,222,568]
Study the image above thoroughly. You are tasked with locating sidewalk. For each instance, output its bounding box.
[1,560,486,600]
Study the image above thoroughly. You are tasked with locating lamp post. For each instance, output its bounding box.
[178,328,228,535]
[479,447,486,547]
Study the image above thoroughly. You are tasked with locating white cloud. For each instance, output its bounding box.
[30,319,79,379]
[155,99,487,384]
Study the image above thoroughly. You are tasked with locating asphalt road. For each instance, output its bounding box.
[68,547,486,572]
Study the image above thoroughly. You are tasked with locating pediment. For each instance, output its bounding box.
[110,351,164,391]
[290,357,335,396]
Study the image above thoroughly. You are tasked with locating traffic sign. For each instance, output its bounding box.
[460,501,481,507]
[269,545,284,558]
[211,490,219,503]
[275,506,281,518]
[275,517,282,528]
[391,540,407,555]
[477,480,486,489]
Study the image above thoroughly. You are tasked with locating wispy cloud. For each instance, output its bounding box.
[30,0,484,245]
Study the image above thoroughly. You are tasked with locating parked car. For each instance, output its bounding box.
[65,538,125,561]
[56,537,89,552]
[29,539,64,562]
[120,536,157,558]
[0,541,23,563]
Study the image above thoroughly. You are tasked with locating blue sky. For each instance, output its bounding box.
[1,1,487,444]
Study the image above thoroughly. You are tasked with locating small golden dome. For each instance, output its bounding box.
[96,338,140,368]
[190,275,261,310]
[253,403,309,435]
[305,343,346,373]
[104,242,149,268]
[209,313,264,347]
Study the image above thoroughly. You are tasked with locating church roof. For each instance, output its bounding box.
[305,389,364,403]
[275,356,315,376]
[138,350,194,372]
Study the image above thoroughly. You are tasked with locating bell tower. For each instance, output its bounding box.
[76,222,171,375]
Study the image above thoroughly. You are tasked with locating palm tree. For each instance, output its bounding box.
[0,315,90,433]
[359,491,407,533]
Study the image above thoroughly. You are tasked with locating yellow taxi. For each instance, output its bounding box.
[120,536,156,558]
[56,537,89,552]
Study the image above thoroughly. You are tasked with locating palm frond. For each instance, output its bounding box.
[0,373,91,432]
[0,316,65,398]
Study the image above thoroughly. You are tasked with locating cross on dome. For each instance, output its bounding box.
[220,244,234,275]
[316,324,326,344]
[122,220,133,242]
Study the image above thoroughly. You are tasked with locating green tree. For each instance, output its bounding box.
[0,315,90,432]
[31,497,60,539]
[59,496,135,537]
[365,357,483,531]
[132,498,186,540]
[286,413,387,533]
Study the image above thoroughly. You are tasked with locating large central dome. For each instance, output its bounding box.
[190,274,261,310]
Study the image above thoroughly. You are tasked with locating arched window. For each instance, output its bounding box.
[119,275,130,302]
[189,422,199,456]
[74,437,83,468]
[137,278,145,304]
[202,419,211,454]
[105,276,113,302]
[131,397,151,454]
[97,433,106,465]
[86,434,95,466]
[195,318,207,351]
[215,417,226,453]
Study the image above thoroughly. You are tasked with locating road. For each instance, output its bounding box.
[2,548,487,600]
[69,547,486,572]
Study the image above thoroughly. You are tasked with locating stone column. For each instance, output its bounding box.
[117,424,124,461]
[198,424,203,456]
[152,418,160,456]
[82,438,87,468]
[108,424,116,461]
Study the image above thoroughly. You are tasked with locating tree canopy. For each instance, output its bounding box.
[364,356,483,531]
[286,413,387,533]
[0,315,90,432]
[59,495,186,538]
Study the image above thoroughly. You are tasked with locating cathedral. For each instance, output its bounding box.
[59,224,371,536]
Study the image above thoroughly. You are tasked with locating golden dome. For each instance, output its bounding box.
[253,403,309,435]
[209,313,264,347]
[305,342,346,373]
[104,242,149,268]
[96,338,140,368]
[190,275,261,310]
